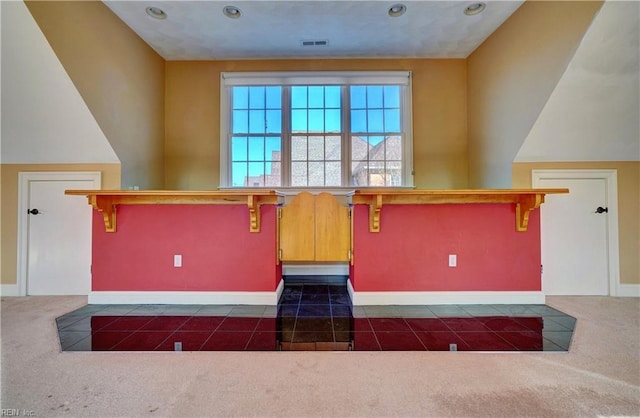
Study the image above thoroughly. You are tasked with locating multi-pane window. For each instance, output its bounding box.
[222,72,412,188]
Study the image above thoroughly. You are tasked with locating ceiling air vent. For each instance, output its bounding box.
[301,40,329,47]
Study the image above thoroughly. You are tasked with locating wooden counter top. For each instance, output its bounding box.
[351,188,569,232]
[65,190,280,233]
[66,188,568,233]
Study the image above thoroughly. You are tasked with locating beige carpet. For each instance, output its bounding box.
[1,296,638,417]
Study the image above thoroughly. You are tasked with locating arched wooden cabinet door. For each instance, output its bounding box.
[279,191,315,261]
[315,192,350,261]
[279,192,350,262]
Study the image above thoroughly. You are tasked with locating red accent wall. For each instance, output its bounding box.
[92,205,279,291]
[351,204,541,291]
[91,203,540,293]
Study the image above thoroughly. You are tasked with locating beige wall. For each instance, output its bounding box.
[25,1,165,189]
[165,59,468,190]
[513,161,640,285]
[1,164,121,285]
[467,1,603,188]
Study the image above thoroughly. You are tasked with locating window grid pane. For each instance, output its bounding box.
[350,84,403,187]
[231,134,281,187]
[230,85,282,186]
[232,86,282,134]
[289,85,343,187]
[351,135,403,187]
[290,135,342,187]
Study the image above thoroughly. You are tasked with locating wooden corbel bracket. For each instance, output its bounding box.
[247,195,262,233]
[515,193,544,232]
[369,194,383,233]
[89,195,117,232]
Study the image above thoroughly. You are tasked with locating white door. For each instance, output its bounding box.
[533,170,619,296]
[19,172,100,295]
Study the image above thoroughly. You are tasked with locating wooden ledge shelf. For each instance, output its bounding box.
[65,190,280,233]
[351,189,569,232]
[67,188,568,234]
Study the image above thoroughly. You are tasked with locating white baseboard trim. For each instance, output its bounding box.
[275,279,285,301]
[0,284,20,297]
[282,264,349,276]
[617,284,640,297]
[350,290,546,306]
[88,290,282,305]
[347,279,355,302]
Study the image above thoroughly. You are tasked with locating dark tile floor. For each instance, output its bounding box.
[56,278,576,352]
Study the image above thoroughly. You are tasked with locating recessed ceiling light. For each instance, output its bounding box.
[388,4,407,17]
[223,5,242,19]
[145,6,167,20]
[464,2,486,16]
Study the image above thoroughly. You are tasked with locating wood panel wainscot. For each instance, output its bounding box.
[350,189,569,233]
[64,190,280,233]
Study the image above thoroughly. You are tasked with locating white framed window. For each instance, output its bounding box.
[220,71,413,188]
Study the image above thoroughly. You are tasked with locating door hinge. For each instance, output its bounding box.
[541,264,543,274]
[348,249,352,260]
[278,249,283,260]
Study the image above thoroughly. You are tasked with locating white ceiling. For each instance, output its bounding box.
[103,1,524,60]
